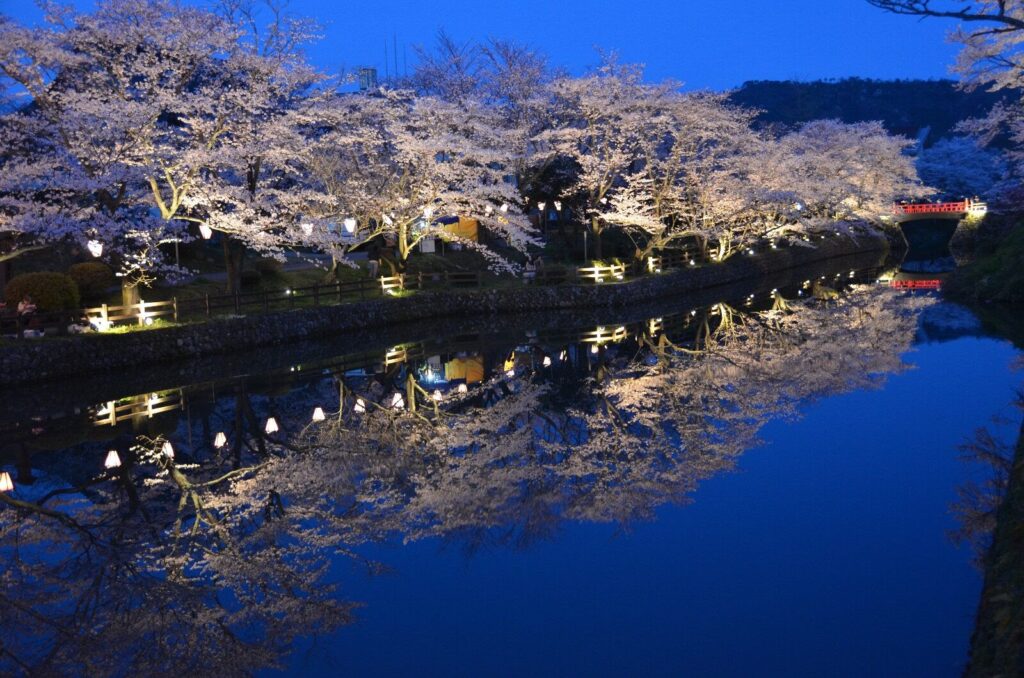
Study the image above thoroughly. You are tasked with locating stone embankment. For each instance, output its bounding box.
[0,233,889,386]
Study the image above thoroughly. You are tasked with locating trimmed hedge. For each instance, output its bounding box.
[68,262,116,301]
[4,272,81,311]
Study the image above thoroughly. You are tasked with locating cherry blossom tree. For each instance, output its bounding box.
[0,0,330,299]
[542,56,655,260]
[594,91,768,262]
[762,119,931,226]
[917,136,1009,197]
[299,88,537,274]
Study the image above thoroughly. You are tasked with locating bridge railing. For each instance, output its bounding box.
[894,201,969,215]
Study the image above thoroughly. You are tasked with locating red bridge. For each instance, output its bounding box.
[893,199,987,221]
[889,279,942,290]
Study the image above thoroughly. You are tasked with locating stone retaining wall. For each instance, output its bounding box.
[0,234,888,386]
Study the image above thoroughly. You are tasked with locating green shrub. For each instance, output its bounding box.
[254,258,283,277]
[68,262,116,300]
[5,272,80,311]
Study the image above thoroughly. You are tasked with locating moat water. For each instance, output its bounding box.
[1,254,1020,677]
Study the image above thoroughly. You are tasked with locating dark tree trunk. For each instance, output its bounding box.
[222,236,246,295]
[590,217,604,261]
[121,280,140,307]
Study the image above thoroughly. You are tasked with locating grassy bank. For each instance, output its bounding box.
[945,221,1024,306]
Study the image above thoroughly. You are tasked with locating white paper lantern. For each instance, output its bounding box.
[214,431,227,448]
[104,450,121,469]
[264,417,279,434]
[312,407,326,422]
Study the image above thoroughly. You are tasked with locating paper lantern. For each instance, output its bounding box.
[264,417,279,434]
[214,431,227,448]
[104,450,121,469]
[312,407,326,422]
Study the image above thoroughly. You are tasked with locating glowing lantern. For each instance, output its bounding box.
[391,392,405,409]
[559,350,567,361]
[87,240,104,258]
[199,223,213,239]
[214,431,227,448]
[553,201,562,211]
[383,214,394,226]
[423,206,434,220]
[499,203,508,213]
[301,222,314,236]
[264,417,279,434]
[343,217,357,233]
[505,368,515,377]
[432,390,443,402]
[312,407,326,422]
[542,356,552,367]
[104,450,121,469]
[162,441,174,458]
[537,201,546,212]
[591,345,599,354]
[457,383,468,394]
[0,471,13,492]
[354,398,366,414]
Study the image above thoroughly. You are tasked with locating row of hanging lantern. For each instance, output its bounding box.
[0,431,239,495]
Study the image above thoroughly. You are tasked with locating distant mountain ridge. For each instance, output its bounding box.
[728,77,1006,146]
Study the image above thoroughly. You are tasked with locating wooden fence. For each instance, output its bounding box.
[0,242,733,339]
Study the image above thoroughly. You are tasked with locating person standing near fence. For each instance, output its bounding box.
[366,240,381,279]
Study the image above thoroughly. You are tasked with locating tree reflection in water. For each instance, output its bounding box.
[0,285,932,675]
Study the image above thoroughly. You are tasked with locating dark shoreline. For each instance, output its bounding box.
[0,233,889,387]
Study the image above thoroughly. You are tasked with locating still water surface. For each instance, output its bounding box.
[0,256,1020,677]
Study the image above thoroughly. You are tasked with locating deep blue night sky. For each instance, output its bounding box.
[2,0,960,89]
